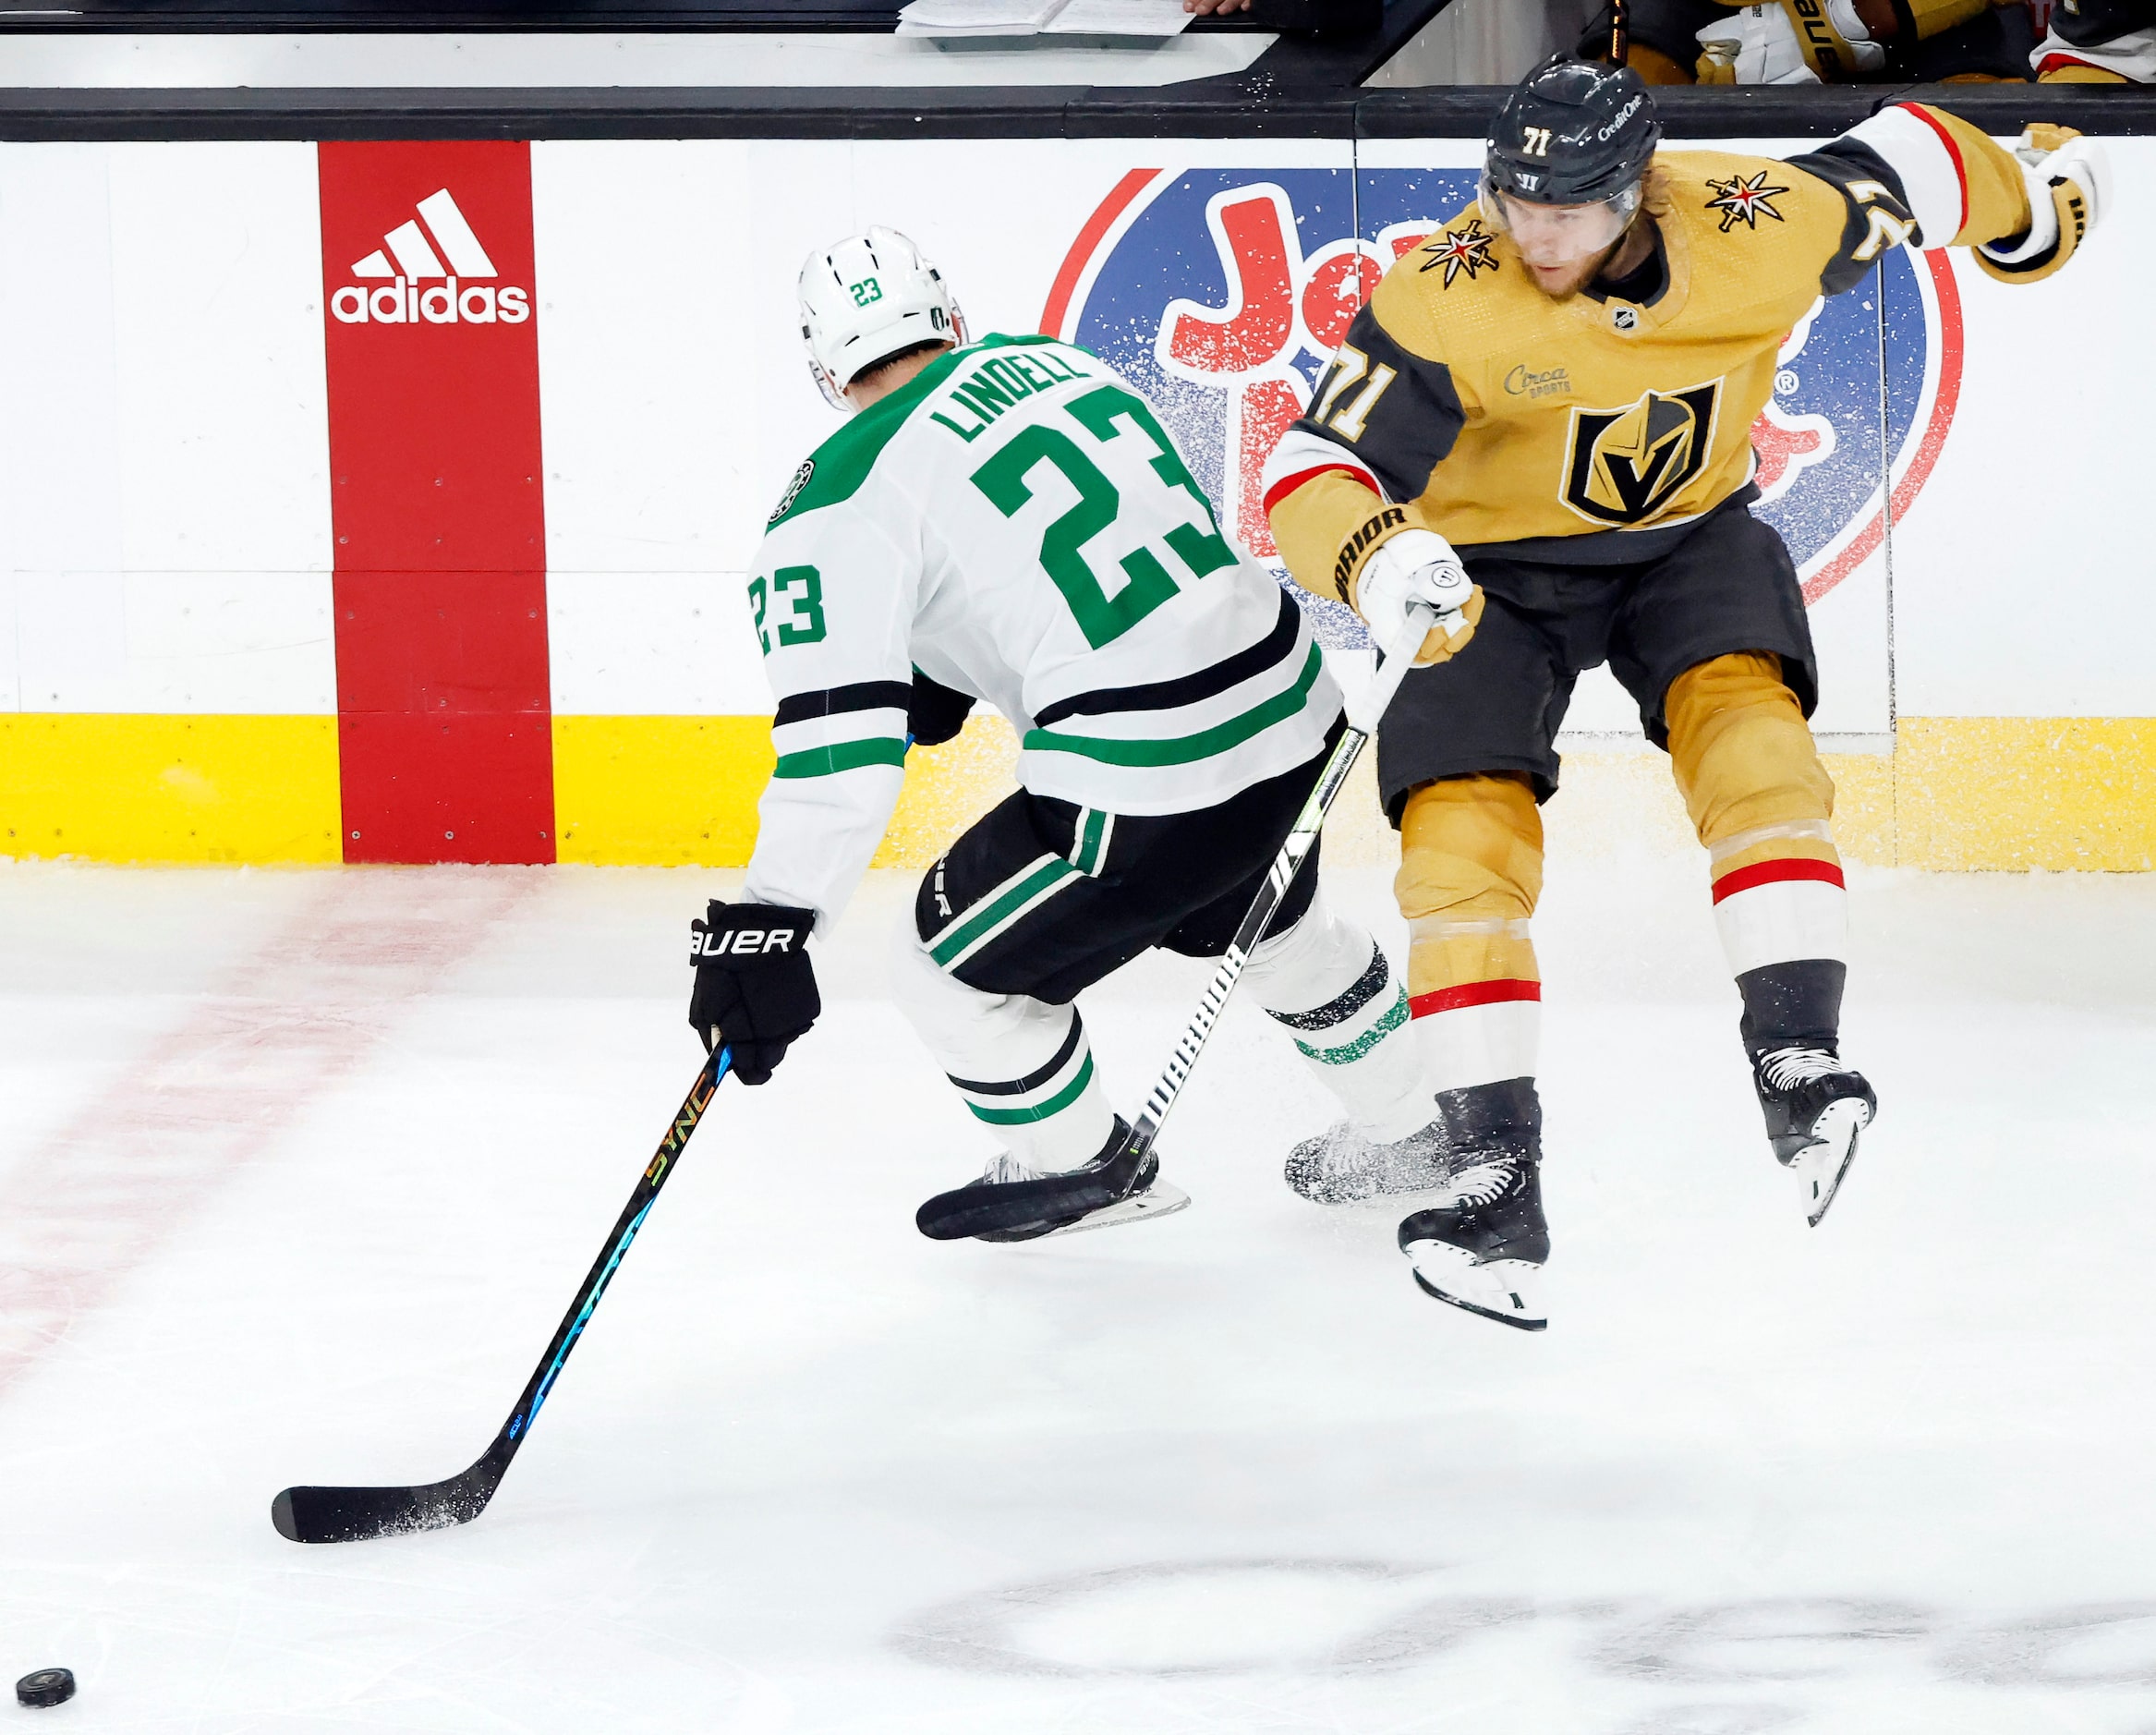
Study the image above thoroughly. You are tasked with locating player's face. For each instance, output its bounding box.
[1496,193,1629,297]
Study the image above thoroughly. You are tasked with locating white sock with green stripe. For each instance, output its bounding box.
[890,927,1116,1174]
[1246,896,1431,1145]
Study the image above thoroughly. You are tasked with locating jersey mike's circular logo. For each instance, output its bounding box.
[1041,166,1960,612]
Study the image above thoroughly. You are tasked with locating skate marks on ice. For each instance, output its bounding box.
[897,1561,2156,1721]
[0,869,539,1401]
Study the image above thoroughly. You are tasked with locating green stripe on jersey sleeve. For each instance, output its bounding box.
[1020,642,1325,769]
[771,737,909,779]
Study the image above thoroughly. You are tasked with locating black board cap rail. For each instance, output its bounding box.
[6,79,2156,145]
[0,0,1361,31]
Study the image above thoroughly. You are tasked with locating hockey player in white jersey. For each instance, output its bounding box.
[687,227,1439,1240]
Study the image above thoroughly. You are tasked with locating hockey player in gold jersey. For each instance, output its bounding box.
[1261,55,2109,1329]
[1601,0,2041,87]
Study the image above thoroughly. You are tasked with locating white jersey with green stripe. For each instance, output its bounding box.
[740,333,1341,929]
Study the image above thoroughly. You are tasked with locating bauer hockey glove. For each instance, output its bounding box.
[1976,127,2111,285]
[688,900,821,1085]
[1352,528,1484,667]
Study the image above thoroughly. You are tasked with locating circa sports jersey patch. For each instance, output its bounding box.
[1561,381,1722,527]
[1417,219,1499,288]
[1705,170,1791,233]
[769,458,816,524]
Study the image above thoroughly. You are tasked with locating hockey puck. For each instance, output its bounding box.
[15,1668,75,1708]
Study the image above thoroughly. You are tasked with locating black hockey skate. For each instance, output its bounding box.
[915,1117,1191,1243]
[1284,1119,1457,1206]
[1753,1044,1875,1227]
[1396,1079,1549,1331]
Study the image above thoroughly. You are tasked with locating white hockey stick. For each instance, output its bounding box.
[1114,601,1443,1177]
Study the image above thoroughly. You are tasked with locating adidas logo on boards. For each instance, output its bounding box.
[329,188,530,326]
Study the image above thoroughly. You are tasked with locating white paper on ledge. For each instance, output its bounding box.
[1042,0,1194,33]
[892,0,1069,33]
[895,0,1071,35]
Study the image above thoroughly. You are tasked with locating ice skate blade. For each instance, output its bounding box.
[1039,1180,1191,1238]
[1401,1241,1546,1331]
[1794,1097,1871,1227]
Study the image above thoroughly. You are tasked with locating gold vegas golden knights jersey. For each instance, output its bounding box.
[1264,103,2036,601]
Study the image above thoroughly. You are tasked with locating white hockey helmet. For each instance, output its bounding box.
[798,226,966,409]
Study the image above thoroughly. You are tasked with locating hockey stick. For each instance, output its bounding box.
[922,604,1447,1240]
[271,1044,733,1544]
[1105,605,1440,1183]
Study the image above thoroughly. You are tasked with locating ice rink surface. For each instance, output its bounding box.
[3,842,2155,1733]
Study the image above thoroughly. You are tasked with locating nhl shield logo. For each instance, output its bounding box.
[1041,164,1962,624]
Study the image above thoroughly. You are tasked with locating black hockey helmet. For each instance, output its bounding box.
[1484,55,1662,210]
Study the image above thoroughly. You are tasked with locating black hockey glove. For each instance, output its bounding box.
[906,668,975,748]
[688,900,820,1086]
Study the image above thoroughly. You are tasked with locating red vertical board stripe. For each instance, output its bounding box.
[319,140,554,865]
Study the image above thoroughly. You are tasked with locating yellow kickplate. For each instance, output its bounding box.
[6,711,2148,873]
[0,714,340,864]
[552,715,774,867]
[1896,717,2156,871]
[551,714,2156,874]
[556,710,1025,866]
[873,714,1018,870]
[551,713,1020,869]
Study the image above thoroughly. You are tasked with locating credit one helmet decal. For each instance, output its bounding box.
[1042,166,1960,641]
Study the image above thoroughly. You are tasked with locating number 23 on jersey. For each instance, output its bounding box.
[972,382,1237,649]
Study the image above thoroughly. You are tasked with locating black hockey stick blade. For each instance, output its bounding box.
[272,1047,732,1544]
[273,1452,503,1544]
[915,1143,1151,1240]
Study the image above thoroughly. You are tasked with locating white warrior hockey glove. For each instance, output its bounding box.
[1696,3,1885,84]
[1976,127,2111,286]
[1351,528,1484,667]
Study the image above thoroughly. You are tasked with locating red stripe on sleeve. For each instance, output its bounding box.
[1409,978,1542,1019]
[1261,462,1379,517]
[1711,857,1847,904]
[1895,103,1968,241]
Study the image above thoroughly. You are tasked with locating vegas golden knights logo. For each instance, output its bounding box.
[1562,382,1721,526]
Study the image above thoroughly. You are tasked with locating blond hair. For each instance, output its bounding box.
[1641,161,1676,221]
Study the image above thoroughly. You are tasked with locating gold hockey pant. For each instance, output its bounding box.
[1397,653,1847,1090]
